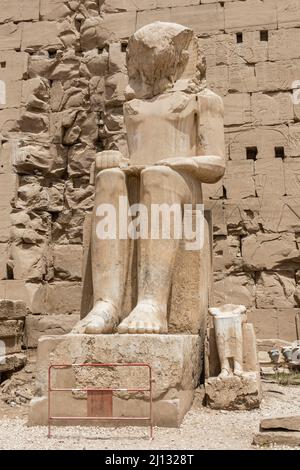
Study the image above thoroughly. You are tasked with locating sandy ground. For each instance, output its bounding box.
[0,381,299,450]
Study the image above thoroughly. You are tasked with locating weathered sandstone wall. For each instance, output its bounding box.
[0,0,300,348]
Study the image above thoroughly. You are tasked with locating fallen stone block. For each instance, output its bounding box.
[260,416,300,432]
[253,431,300,447]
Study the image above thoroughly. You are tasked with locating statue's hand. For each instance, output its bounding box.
[155,157,198,174]
[96,150,128,171]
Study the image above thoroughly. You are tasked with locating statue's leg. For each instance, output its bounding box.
[118,166,190,334]
[73,168,131,334]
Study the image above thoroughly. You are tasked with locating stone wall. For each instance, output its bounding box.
[0,0,300,347]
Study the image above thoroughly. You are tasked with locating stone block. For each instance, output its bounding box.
[205,373,261,410]
[242,233,300,271]
[0,335,22,355]
[0,352,26,373]
[278,0,300,29]
[53,245,83,281]
[102,12,136,40]
[0,319,23,337]
[0,174,18,243]
[40,0,71,20]
[256,60,300,92]
[269,28,300,61]
[0,140,16,175]
[0,51,28,81]
[0,299,27,319]
[260,416,300,432]
[224,161,255,200]
[255,160,285,198]
[224,198,261,235]
[103,0,145,12]
[253,431,300,448]
[256,271,296,309]
[170,4,224,35]
[213,235,243,273]
[206,65,229,97]
[228,64,257,93]
[284,160,300,196]
[21,22,62,52]
[10,243,49,281]
[251,92,294,126]
[0,108,20,132]
[0,244,8,279]
[25,314,80,348]
[287,123,300,157]
[0,79,22,109]
[223,93,252,126]
[209,200,227,236]
[258,195,300,233]
[257,338,293,353]
[247,308,298,341]
[136,8,172,29]
[0,23,22,51]
[29,334,201,427]
[224,0,277,32]
[213,273,255,307]
[46,282,82,315]
[0,0,39,23]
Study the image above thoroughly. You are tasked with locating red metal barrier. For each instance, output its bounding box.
[48,363,154,440]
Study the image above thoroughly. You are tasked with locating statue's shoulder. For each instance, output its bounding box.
[196,88,224,117]
[124,98,140,116]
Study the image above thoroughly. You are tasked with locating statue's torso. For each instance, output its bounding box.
[124,92,198,166]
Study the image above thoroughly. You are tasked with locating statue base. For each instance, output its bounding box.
[205,373,261,410]
[28,334,202,428]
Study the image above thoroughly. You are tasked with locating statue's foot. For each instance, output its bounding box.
[218,368,231,379]
[71,301,119,334]
[117,302,167,334]
[233,362,243,377]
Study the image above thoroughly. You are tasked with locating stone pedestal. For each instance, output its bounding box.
[205,373,261,410]
[29,334,201,428]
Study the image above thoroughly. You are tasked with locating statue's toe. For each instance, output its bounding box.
[85,317,106,334]
[70,321,86,334]
[117,321,129,334]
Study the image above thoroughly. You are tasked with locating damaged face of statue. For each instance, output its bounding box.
[125,21,205,100]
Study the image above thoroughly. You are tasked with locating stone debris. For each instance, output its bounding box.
[0,300,27,375]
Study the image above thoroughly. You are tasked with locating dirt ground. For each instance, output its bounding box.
[0,375,299,450]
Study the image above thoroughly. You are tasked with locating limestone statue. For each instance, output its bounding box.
[73,21,225,335]
[208,304,247,378]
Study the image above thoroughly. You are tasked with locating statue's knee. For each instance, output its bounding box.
[95,168,125,192]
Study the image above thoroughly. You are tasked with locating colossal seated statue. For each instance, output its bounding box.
[73,21,225,336]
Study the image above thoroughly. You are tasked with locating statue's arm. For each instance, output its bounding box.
[196,89,225,160]
[192,89,225,183]
[155,89,225,183]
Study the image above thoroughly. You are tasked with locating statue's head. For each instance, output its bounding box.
[125,21,205,100]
